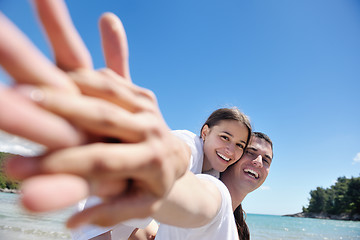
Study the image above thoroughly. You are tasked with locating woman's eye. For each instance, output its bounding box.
[237,144,244,149]
[221,135,229,141]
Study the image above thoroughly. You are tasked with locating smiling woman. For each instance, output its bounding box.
[72,107,252,239]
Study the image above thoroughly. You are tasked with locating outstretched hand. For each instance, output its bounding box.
[7,69,190,227]
[1,0,190,227]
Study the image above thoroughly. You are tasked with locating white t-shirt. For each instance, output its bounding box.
[172,130,204,174]
[71,130,219,240]
[71,197,152,240]
[154,174,238,240]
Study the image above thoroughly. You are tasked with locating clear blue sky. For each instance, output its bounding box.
[1,0,359,215]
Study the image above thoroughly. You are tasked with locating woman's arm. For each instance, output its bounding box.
[2,0,190,227]
[153,172,222,228]
[65,170,222,229]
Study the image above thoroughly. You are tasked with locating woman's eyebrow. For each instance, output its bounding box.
[222,131,246,144]
[222,131,233,137]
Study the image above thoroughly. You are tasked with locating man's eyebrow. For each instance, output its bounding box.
[247,147,272,160]
[246,146,257,151]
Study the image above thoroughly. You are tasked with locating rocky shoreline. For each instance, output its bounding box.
[284,212,360,221]
[0,188,19,194]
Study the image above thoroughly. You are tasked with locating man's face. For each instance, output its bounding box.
[233,136,273,192]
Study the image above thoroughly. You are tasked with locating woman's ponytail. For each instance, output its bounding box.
[234,204,250,240]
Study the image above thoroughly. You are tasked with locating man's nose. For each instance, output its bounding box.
[252,155,263,167]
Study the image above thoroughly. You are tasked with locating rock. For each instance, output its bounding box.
[283,212,360,221]
[0,188,19,194]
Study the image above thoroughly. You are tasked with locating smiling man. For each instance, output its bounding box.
[221,131,273,209]
[218,131,273,239]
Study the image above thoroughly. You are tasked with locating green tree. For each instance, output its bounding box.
[304,175,360,216]
[347,177,360,214]
[328,177,350,214]
[0,152,19,190]
[307,187,327,213]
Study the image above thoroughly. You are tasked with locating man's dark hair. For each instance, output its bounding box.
[252,131,273,151]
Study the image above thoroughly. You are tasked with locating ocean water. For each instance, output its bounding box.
[0,192,73,240]
[247,213,360,240]
[1,192,359,240]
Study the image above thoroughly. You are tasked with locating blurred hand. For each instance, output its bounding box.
[2,0,190,227]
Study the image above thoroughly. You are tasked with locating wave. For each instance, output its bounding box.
[0,224,71,240]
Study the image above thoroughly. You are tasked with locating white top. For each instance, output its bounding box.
[172,130,204,174]
[154,174,238,240]
[71,130,219,240]
[71,197,152,240]
[172,130,220,178]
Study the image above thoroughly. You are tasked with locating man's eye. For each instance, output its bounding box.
[245,150,254,156]
[263,158,271,165]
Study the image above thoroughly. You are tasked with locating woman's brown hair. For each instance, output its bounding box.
[234,204,250,239]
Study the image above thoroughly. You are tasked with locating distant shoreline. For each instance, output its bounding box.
[284,212,360,221]
[0,188,19,194]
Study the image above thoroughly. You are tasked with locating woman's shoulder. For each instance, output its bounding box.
[172,130,203,151]
[171,129,197,138]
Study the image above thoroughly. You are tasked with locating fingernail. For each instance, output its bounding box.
[15,85,45,103]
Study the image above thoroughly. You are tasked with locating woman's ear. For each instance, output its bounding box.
[201,124,209,140]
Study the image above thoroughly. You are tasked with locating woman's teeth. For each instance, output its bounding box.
[217,152,230,162]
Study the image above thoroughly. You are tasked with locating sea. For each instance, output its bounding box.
[0,192,359,240]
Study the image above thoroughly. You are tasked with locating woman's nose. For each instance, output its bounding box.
[225,143,235,155]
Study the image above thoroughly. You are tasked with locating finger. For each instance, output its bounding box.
[67,194,160,228]
[10,143,155,178]
[20,174,89,212]
[7,155,140,203]
[32,0,93,70]
[69,69,157,113]
[16,85,157,142]
[99,13,131,80]
[0,85,84,150]
[5,156,41,180]
[0,13,77,92]
[46,142,171,199]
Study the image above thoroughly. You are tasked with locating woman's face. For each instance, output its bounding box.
[201,120,249,172]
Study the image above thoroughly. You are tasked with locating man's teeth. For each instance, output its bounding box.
[244,169,259,179]
[217,152,230,162]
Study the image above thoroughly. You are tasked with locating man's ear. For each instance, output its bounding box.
[201,124,210,140]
